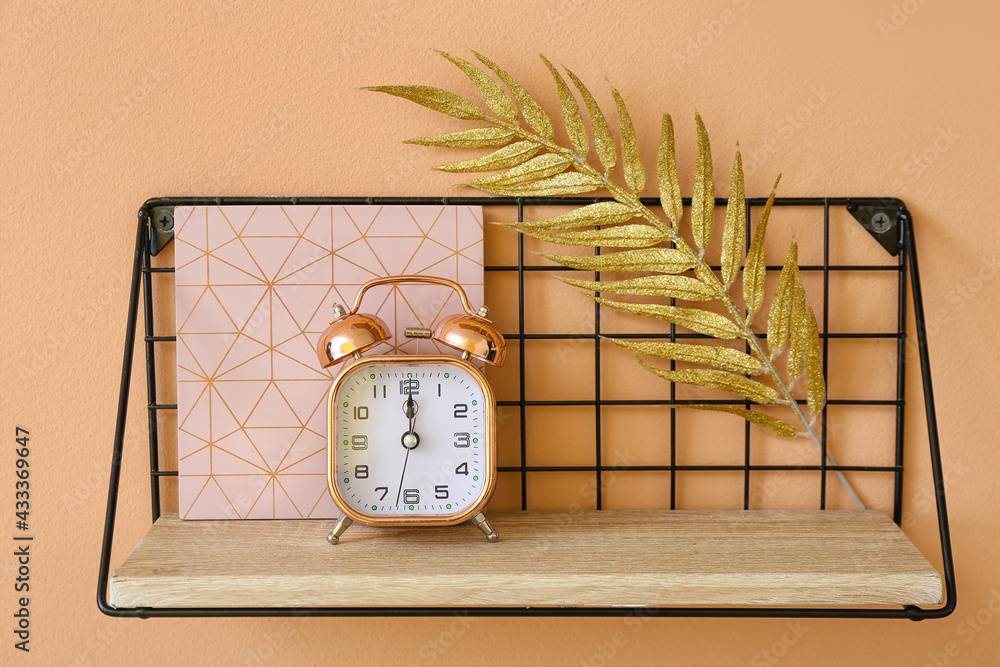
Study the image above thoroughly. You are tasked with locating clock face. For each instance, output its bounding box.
[328,357,494,524]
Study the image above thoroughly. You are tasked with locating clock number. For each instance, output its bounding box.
[455,462,469,476]
[453,403,468,418]
[353,406,368,420]
[354,464,369,479]
[373,385,386,399]
[375,486,388,501]
[438,383,442,397]
[400,378,419,395]
[435,485,449,500]
[350,435,368,450]
[403,488,419,504]
[453,432,470,448]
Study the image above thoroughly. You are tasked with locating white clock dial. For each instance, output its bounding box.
[330,360,491,519]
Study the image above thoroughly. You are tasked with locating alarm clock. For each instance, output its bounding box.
[315,276,506,544]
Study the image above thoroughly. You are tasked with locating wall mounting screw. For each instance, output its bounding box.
[154,210,174,233]
[870,212,891,233]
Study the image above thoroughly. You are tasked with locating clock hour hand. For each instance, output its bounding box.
[396,393,419,506]
[405,392,416,435]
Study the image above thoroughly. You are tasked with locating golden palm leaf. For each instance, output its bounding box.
[365,49,834,458]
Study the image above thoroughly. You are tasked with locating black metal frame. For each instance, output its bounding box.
[98,195,955,619]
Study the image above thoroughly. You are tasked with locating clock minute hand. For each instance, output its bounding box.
[394,446,410,506]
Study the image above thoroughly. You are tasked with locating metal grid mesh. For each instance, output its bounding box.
[141,196,906,521]
[483,198,906,519]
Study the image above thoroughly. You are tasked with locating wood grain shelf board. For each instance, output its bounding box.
[109,510,943,609]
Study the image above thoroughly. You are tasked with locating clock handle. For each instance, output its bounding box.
[350,275,477,316]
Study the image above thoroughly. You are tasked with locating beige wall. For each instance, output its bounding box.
[4,0,999,664]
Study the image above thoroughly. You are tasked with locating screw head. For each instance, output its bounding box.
[871,212,892,233]
[153,209,174,233]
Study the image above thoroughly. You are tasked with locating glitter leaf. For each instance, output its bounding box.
[362,85,483,120]
[565,68,616,174]
[658,114,683,226]
[469,171,602,197]
[691,112,715,249]
[766,239,798,360]
[743,175,780,320]
[522,223,661,247]
[405,127,514,148]
[539,53,589,155]
[666,404,797,437]
[803,304,826,415]
[471,49,554,140]
[787,275,808,380]
[438,140,539,173]
[436,50,517,122]
[639,361,780,404]
[720,146,746,285]
[465,153,571,188]
[502,201,634,231]
[609,338,762,375]
[367,51,837,466]
[592,297,742,339]
[536,248,694,273]
[563,275,716,301]
[611,84,645,194]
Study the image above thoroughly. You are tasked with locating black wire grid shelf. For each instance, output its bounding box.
[99,195,955,619]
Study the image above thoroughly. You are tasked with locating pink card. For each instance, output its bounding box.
[174,204,484,519]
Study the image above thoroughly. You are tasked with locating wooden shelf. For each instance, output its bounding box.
[109,510,943,609]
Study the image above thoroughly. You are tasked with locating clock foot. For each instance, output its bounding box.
[470,512,498,543]
[327,515,354,545]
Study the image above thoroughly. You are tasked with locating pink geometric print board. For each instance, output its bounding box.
[174,205,484,519]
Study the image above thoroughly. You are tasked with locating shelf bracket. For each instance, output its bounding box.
[847,200,904,256]
[149,206,174,256]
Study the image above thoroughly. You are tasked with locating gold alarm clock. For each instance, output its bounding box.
[315,276,506,544]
